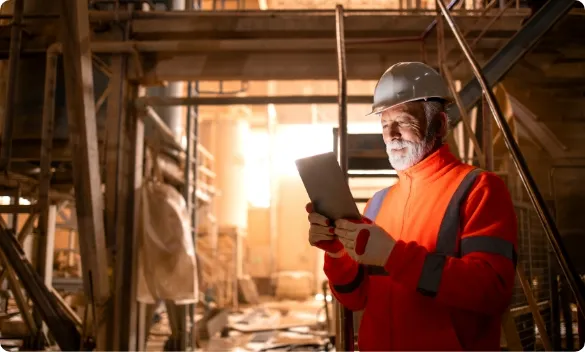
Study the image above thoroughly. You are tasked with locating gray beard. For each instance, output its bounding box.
[386,138,434,171]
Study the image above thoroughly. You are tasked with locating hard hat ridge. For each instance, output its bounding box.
[367,61,453,116]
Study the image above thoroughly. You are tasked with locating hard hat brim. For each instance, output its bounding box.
[366,96,453,117]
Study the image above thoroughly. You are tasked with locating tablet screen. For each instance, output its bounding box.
[295,152,361,221]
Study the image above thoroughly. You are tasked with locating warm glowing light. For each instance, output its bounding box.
[273,124,333,176]
[0,196,30,205]
[244,130,271,208]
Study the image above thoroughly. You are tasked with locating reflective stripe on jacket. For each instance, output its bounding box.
[323,144,518,351]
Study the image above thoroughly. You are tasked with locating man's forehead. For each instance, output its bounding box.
[381,102,424,120]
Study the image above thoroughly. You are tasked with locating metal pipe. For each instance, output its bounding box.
[0,0,25,172]
[436,0,585,317]
[450,0,514,70]
[136,95,372,106]
[334,5,354,352]
[87,8,481,20]
[549,253,561,350]
[142,106,185,151]
[481,97,494,170]
[420,0,461,39]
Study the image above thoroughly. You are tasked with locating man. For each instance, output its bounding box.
[307,62,518,351]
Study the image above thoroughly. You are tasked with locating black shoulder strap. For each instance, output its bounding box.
[434,168,483,256]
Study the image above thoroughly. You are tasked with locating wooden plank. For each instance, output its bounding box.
[136,51,494,82]
[127,11,525,40]
[58,0,110,349]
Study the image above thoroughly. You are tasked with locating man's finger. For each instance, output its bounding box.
[309,232,336,244]
[333,227,353,239]
[308,212,330,226]
[335,218,359,230]
[309,224,334,237]
[305,202,313,213]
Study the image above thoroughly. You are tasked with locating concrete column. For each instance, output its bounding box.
[200,110,250,230]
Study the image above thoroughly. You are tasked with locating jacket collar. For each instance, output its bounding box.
[396,144,458,183]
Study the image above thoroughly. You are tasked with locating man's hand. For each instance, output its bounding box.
[334,217,396,267]
[306,203,345,258]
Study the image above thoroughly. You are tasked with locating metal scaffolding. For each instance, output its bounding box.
[0,0,581,351]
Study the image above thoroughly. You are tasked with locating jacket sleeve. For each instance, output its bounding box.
[382,172,517,315]
[324,252,369,311]
[323,200,372,311]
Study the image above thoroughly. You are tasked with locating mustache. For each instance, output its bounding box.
[387,139,415,150]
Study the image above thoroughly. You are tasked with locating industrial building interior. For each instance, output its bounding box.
[0,0,583,350]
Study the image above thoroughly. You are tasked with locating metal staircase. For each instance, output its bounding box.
[450,0,576,122]
[435,0,585,349]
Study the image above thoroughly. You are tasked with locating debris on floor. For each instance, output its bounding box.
[145,297,333,351]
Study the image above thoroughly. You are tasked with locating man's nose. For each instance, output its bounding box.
[389,123,401,139]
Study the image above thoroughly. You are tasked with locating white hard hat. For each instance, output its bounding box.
[367,62,453,116]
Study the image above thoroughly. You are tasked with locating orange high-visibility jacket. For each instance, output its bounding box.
[324,144,518,351]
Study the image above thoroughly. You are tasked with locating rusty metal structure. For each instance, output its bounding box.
[0,0,583,350]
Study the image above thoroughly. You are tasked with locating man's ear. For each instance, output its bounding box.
[438,111,449,140]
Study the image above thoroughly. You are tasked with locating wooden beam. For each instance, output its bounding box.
[136,51,492,82]
[105,54,141,351]
[59,0,110,349]
[127,11,525,41]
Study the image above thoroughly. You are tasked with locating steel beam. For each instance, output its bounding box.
[452,0,575,121]
[0,0,24,172]
[59,0,110,349]
[137,95,372,106]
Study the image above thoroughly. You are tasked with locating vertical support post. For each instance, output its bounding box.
[136,86,148,352]
[130,85,145,351]
[0,0,24,172]
[106,54,141,351]
[436,11,444,74]
[549,258,561,350]
[42,206,57,289]
[184,83,198,348]
[37,46,59,281]
[482,96,494,171]
[334,4,354,351]
[9,189,20,232]
[59,0,111,349]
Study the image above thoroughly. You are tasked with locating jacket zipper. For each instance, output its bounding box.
[399,174,412,240]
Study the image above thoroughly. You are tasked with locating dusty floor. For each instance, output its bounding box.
[146,297,332,351]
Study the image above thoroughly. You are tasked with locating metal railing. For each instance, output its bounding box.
[435,1,585,351]
[332,2,529,350]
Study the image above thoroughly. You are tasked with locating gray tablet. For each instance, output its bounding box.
[295,152,361,221]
